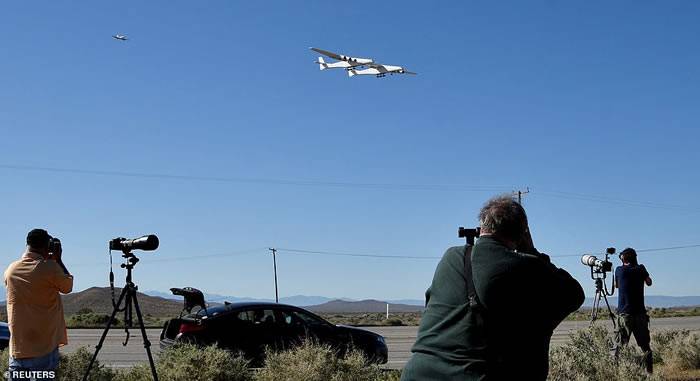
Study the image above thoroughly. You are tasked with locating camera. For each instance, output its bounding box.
[580,247,615,274]
[458,227,481,239]
[48,237,61,253]
[458,227,481,245]
[581,255,612,273]
[109,235,159,253]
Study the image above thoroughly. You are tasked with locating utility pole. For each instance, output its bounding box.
[515,187,530,204]
[269,248,279,303]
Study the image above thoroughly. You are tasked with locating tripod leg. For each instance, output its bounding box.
[123,291,132,346]
[591,292,600,323]
[131,289,159,381]
[82,286,128,381]
[601,292,617,329]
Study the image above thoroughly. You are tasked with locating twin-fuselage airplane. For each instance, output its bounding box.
[310,47,416,78]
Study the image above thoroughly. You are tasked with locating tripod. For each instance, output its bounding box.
[83,251,158,381]
[590,277,617,328]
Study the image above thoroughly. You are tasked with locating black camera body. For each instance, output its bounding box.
[458,227,481,245]
[109,235,159,253]
[48,237,61,253]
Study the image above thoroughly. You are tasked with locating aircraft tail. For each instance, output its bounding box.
[317,57,328,70]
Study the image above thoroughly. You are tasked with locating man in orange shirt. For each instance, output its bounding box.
[4,229,73,380]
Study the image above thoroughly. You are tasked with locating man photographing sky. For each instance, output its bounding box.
[402,196,584,380]
[4,229,73,380]
[614,247,653,373]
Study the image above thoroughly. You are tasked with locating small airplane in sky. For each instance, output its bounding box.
[112,34,128,41]
[310,47,416,78]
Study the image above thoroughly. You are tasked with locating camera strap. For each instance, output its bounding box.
[463,245,482,309]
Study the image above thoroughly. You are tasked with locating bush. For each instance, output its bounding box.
[58,347,117,381]
[652,330,700,371]
[651,329,689,364]
[1,348,8,377]
[548,324,660,381]
[385,318,404,326]
[116,344,251,381]
[256,340,386,381]
[68,313,120,328]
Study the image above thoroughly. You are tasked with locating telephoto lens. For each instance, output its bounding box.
[109,235,159,252]
[581,254,602,267]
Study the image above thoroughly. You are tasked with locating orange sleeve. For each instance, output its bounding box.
[51,262,73,294]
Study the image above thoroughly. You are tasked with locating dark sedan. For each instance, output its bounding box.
[0,322,9,350]
[160,302,387,365]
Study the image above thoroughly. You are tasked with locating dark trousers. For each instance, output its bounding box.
[615,313,652,373]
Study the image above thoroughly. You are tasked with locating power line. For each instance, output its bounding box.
[138,247,266,263]
[0,164,509,192]
[276,248,442,260]
[2,163,697,213]
[550,244,700,258]
[1,243,697,270]
[535,190,700,213]
[275,248,438,259]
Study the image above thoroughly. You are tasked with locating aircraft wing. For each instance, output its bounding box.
[369,63,416,75]
[366,63,390,73]
[310,47,344,61]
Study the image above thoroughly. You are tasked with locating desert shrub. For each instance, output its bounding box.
[653,330,700,371]
[116,343,250,381]
[380,369,402,381]
[256,340,385,381]
[652,329,689,364]
[548,324,660,381]
[386,318,404,326]
[68,313,120,328]
[1,348,8,377]
[57,347,117,381]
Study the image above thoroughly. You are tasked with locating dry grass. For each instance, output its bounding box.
[320,312,421,326]
[256,340,387,381]
[549,325,700,381]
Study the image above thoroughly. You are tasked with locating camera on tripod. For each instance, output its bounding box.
[84,234,161,381]
[580,247,615,276]
[109,235,159,253]
[581,247,617,326]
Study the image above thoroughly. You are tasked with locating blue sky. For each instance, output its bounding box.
[1,1,699,301]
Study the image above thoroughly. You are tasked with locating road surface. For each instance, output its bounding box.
[63,316,700,370]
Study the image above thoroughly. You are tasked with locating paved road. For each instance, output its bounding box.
[63,316,700,370]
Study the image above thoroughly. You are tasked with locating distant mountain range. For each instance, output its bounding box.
[583,295,700,309]
[3,286,700,311]
[0,287,183,318]
[143,290,425,307]
[306,299,424,313]
[0,288,422,316]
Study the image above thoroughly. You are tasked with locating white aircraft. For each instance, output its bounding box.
[348,64,417,78]
[310,47,416,78]
[311,47,373,70]
[112,34,128,41]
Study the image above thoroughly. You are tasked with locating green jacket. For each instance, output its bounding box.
[402,237,584,380]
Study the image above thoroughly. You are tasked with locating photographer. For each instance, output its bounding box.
[614,247,653,373]
[4,229,73,380]
[402,196,584,380]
